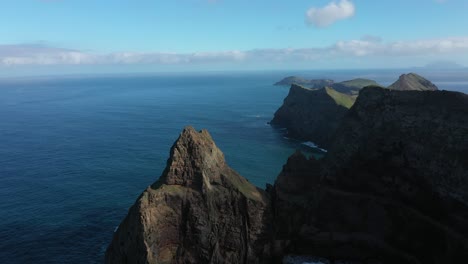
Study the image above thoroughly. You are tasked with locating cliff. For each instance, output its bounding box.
[270,84,354,149]
[106,127,272,264]
[108,88,468,264]
[271,73,438,149]
[272,87,468,263]
[388,73,438,91]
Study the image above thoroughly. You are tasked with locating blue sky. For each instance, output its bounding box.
[1,0,468,75]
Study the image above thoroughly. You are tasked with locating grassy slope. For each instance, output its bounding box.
[339,78,380,89]
[325,87,356,109]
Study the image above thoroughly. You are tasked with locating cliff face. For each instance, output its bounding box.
[388,73,439,91]
[325,87,468,201]
[270,84,352,149]
[106,127,272,264]
[272,87,468,263]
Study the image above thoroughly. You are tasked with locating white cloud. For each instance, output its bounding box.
[1,37,468,66]
[306,0,355,28]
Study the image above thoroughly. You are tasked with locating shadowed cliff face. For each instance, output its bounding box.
[272,87,468,263]
[270,84,351,149]
[106,127,272,264]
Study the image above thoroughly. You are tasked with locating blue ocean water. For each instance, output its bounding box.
[0,70,466,263]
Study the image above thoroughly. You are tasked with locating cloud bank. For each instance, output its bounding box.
[306,0,355,28]
[1,37,468,66]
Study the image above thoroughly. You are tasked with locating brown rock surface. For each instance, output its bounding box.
[388,73,438,91]
[106,127,272,264]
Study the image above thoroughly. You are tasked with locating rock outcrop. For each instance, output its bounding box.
[270,84,354,149]
[272,87,468,263]
[388,73,438,91]
[106,127,272,264]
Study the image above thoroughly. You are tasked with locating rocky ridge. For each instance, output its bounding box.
[388,73,438,91]
[275,76,381,95]
[272,73,439,150]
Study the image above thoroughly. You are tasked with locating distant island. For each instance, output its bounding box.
[274,76,334,88]
[424,61,464,69]
[275,76,381,95]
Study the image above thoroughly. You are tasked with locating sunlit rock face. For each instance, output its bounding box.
[388,73,439,91]
[106,127,272,264]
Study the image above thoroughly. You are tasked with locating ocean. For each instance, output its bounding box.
[0,69,467,263]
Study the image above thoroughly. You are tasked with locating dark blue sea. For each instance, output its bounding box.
[0,69,467,263]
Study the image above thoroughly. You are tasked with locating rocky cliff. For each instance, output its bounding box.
[388,73,438,91]
[272,87,468,263]
[270,84,353,149]
[271,73,439,149]
[106,127,272,264]
[108,87,468,264]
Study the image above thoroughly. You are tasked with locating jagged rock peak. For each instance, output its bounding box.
[159,126,226,189]
[106,126,272,264]
[388,72,438,91]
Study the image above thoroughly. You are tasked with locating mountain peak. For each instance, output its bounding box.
[159,126,226,190]
[389,73,438,91]
[106,127,271,263]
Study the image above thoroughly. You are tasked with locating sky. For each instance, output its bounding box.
[1,0,468,76]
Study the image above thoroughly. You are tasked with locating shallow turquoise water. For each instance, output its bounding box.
[0,70,466,263]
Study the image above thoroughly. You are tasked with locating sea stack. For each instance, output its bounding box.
[105,127,272,264]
